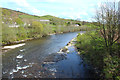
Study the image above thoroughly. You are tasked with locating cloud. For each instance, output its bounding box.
[0,0,101,21]
[69,8,74,11]
[14,0,30,7]
[80,12,88,16]
[84,18,94,22]
[60,11,88,20]
[4,0,46,16]
[30,8,40,15]
[1,0,30,7]
[30,8,48,16]
[46,0,57,2]
[16,8,22,11]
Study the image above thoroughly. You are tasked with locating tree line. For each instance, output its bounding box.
[76,1,120,79]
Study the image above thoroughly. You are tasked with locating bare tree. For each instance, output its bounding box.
[95,1,120,55]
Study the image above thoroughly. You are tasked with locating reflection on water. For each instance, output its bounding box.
[55,46,97,78]
[2,31,98,78]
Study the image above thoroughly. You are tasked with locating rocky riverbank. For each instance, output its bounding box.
[2,31,70,47]
[42,38,76,62]
[3,37,77,78]
[34,37,98,78]
[1,33,58,53]
[2,32,99,78]
[34,37,80,78]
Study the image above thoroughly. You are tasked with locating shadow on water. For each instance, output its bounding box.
[55,46,98,78]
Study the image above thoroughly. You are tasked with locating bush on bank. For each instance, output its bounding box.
[76,31,120,79]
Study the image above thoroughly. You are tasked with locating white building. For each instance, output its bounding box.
[75,24,79,26]
[40,20,50,22]
[28,24,31,26]
[9,22,20,27]
[9,24,19,27]
[24,23,27,26]
[2,22,4,24]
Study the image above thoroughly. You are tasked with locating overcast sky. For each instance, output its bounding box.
[0,0,120,21]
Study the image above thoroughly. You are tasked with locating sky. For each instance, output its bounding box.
[0,0,120,22]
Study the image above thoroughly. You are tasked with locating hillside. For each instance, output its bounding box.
[2,8,89,45]
[2,8,79,26]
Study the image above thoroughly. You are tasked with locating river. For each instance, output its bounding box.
[2,31,98,79]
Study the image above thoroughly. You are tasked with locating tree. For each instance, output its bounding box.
[32,21,43,32]
[15,18,24,25]
[31,21,43,37]
[2,9,11,16]
[2,24,17,43]
[95,1,120,55]
[75,23,81,26]
[82,21,85,25]
[67,22,71,26]
[17,26,27,40]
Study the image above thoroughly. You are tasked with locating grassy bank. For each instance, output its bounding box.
[75,31,120,79]
[2,23,92,46]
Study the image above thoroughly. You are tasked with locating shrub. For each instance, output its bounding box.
[15,18,24,25]
[31,21,43,37]
[76,31,120,79]
[2,24,17,43]
[17,26,27,40]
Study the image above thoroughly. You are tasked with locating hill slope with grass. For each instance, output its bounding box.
[2,8,79,25]
[2,8,92,45]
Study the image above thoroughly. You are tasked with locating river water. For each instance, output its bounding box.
[2,31,98,79]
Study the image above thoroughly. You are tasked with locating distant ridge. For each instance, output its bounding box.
[1,7,75,21]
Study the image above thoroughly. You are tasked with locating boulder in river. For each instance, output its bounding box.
[61,47,68,52]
